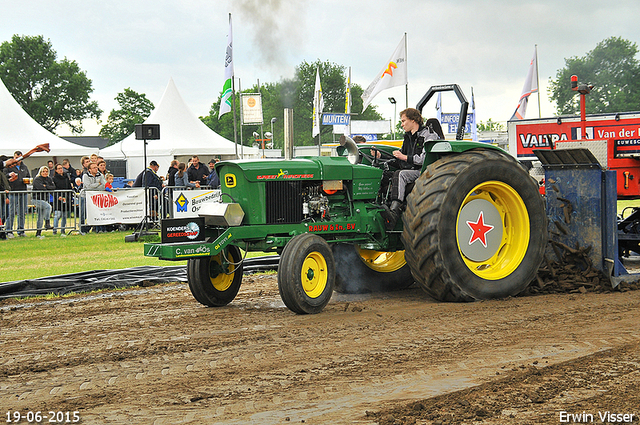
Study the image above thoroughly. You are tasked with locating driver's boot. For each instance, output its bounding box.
[381,200,403,231]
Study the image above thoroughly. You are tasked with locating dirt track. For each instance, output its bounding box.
[1,275,639,425]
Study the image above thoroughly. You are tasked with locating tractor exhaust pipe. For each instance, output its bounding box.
[284,108,294,159]
[339,134,359,164]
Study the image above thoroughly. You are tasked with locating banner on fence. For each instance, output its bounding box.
[172,189,221,218]
[86,189,146,225]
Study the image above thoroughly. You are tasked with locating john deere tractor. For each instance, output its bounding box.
[144,84,547,314]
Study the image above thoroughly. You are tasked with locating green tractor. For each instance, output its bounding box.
[144,84,547,314]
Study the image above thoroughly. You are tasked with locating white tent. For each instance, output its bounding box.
[0,77,95,171]
[100,78,256,178]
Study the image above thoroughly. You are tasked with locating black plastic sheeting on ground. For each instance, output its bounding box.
[0,256,279,300]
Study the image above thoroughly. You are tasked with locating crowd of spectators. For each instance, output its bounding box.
[1,152,221,240]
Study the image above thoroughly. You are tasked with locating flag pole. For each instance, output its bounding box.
[535,44,541,118]
[232,76,238,159]
[238,78,243,159]
[404,32,409,109]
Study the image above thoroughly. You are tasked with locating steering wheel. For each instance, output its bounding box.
[359,146,395,167]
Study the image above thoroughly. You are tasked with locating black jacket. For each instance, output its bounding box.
[32,175,56,201]
[167,166,178,187]
[4,163,30,191]
[52,172,73,211]
[187,164,208,186]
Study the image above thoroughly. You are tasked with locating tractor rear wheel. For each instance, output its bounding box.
[187,245,243,307]
[278,233,335,314]
[332,244,414,293]
[402,149,546,301]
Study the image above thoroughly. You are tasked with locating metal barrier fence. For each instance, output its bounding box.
[0,187,166,237]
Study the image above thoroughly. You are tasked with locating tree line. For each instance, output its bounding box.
[1,34,640,147]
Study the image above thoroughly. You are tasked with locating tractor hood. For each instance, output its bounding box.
[217,156,355,182]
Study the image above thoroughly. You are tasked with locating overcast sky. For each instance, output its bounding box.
[2,0,640,137]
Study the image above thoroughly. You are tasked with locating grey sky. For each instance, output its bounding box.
[2,0,640,136]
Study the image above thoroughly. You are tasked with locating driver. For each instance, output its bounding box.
[380,108,443,230]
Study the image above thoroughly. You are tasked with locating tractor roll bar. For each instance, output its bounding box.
[416,84,469,141]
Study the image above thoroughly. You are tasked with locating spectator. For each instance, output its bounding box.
[0,170,9,240]
[3,151,30,238]
[97,160,108,177]
[72,169,83,190]
[207,159,220,188]
[80,156,91,175]
[133,161,164,218]
[175,162,198,188]
[61,158,75,183]
[32,166,55,239]
[187,155,208,187]
[104,173,114,192]
[167,160,179,186]
[47,160,54,173]
[52,164,72,237]
[133,160,163,190]
[81,162,105,234]
[90,153,98,164]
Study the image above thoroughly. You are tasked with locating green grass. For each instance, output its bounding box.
[0,230,271,283]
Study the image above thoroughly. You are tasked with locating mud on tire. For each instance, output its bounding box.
[402,149,547,302]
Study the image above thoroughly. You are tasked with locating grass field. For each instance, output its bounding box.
[0,229,273,283]
[0,231,177,283]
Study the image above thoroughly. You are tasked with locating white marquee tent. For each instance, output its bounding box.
[0,77,95,172]
[100,78,256,179]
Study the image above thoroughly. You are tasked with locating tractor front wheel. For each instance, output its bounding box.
[187,245,243,307]
[402,149,547,301]
[278,233,335,314]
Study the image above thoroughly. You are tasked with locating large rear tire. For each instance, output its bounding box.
[187,245,243,307]
[278,233,335,314]
[402,149,546,301]
[332,244,414,293]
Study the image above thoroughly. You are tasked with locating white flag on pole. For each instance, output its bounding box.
[511,46,538,120]
[218,15,234,118]
[361,34,408,112]
[471,87,478,141]
[312,67,324,138]
[435,92,442,122]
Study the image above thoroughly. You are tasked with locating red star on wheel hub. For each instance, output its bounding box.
[466,211,494,248]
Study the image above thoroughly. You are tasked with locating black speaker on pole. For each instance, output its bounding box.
[135,124,160,140]
[125,124,160,242]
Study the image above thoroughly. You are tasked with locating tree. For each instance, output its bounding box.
[549,37,640,115]
[99,88,155,145]
[0,34,101,133]
[477,119,504,132]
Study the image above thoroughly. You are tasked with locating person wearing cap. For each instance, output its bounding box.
[206,159,220,188]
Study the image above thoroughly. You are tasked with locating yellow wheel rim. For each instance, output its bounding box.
[356,248,406,272]
[456,181,529,280]
[301,251,328,298]
[209,252,236,291]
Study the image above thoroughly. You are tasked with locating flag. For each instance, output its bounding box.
[511,46,538,120]
[436,92,442,122]
[218,14,234,118]
[345,66,351,115]
[312,67,324,138]
[361,34,408,112]
[471,87,478,141]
